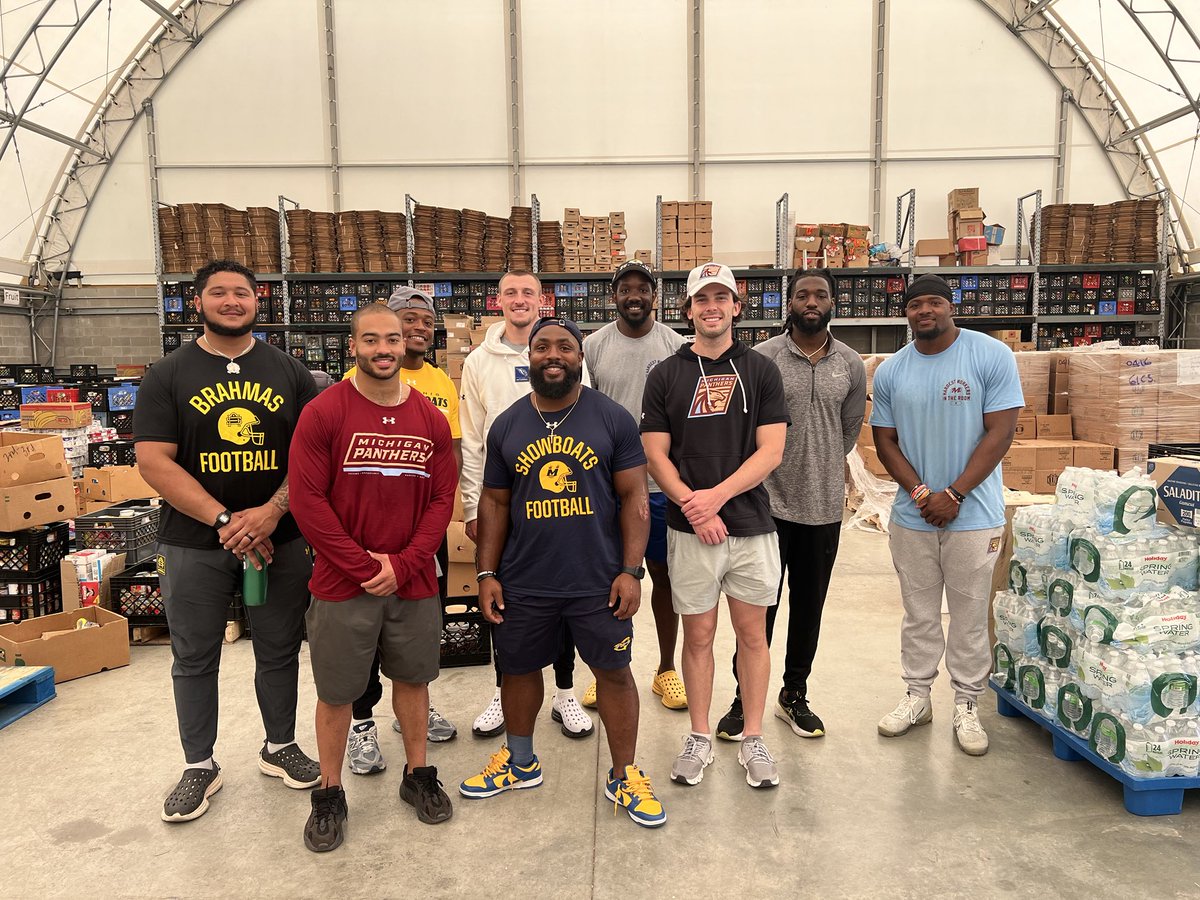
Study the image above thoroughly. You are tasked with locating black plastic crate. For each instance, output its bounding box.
[88,440,138,468]
[1148,443,1200,460]
[110,557,166,624]
[0,522,70,574]
[0,569,63,623]
[109,411,134,435]
[75,500,160,558]
[440,601,491,668]
[70,364,99,377]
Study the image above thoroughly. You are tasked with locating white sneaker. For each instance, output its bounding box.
[878,692,933,737]
[953,701,989,756]
[551,691,594,738]
[472,688,505,737]
[346,721,386,775]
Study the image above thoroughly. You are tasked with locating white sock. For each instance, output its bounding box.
[190,757,215,770]
[351,717,374,727]
[691,731,713,743]
[266,741,292,754]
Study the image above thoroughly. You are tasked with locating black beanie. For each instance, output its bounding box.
[904,274,954,303]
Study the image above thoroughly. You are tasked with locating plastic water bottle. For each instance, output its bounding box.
[242,550,268,607]
[1056,468,1098,523]
[1166,719,1200,776]
[1089,712,1127,765]
[992,642,1018,692]
[1018,661,1048,712]
[993,592,1041,657]
[1057,681,1094,734]
[1039,617,1074,670]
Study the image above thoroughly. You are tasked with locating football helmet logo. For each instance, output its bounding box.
[539,460,576,494]
[218,407,264,446]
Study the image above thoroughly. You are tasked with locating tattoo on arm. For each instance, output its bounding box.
[269,478,289,514]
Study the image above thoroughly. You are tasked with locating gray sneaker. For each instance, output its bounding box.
[347,721,386,775]
[392,706,459,743]
[738,736,779,788]
[670,734,714,786]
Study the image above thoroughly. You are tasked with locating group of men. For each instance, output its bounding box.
[134,254,1021,851]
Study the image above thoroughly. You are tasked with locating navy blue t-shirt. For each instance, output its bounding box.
[484,387,646,597]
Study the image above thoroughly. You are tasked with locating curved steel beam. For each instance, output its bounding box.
[26,0,245,289]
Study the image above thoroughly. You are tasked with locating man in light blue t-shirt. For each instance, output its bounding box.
[870,274,1023,757]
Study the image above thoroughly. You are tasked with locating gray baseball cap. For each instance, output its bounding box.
[387,286,435,313]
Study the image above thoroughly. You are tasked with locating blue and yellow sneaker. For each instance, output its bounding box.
[605,764,666,828]
[458,746,543,799]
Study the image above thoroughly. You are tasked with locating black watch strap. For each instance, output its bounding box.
[213,509,232,529]
[620,565,646,579]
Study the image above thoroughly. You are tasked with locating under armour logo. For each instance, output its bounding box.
[382,417,396,424]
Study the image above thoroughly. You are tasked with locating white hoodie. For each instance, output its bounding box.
[459,321,591,522]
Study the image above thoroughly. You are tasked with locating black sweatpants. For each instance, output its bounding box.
[159,538,312,763]
[731,519,841,697]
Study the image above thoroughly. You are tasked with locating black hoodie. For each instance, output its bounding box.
[641,339,790,536]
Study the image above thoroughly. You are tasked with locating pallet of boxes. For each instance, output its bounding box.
[659,201,713,272]
[0,430,130,683]
[562,209,628,273]
[947,188,1000,267]
[437,313,497,668]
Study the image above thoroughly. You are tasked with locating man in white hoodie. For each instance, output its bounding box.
[460,271,593,738]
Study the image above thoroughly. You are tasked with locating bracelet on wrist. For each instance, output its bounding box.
[910,483,931,503]
[476,570,498,583]
[945,484,966,503]
[943,487,963,505]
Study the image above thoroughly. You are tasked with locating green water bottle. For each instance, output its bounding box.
[242,550,268,607]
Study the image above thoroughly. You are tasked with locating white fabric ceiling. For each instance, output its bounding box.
[1,0,1198,284]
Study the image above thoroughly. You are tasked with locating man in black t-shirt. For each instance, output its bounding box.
[458,318,666,829]
[135,259,321,823]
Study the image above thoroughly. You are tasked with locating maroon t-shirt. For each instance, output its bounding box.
[289,380,458,601]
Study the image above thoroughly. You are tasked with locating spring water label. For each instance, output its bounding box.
[992,643,1016,691]
[1170,738,1200,776]
[1150,673,1198,718]
[1089,714,1126,764]
[1084,654,1120,695]
[1038,619,1072,669]
[1009,559,1030,595]
[1130,612,1198,646]
[1019,665,1046,709]
[1057,684,1093,733]
[1070,537,1101,584]
[1083,605,1118,644]
[1047,577,1075,616]
[1111,486,1158,535]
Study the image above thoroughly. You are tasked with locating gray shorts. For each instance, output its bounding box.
[667,528,781,615]
[306,592,441,705]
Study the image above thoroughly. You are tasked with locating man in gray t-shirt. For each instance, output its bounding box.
[716,268,866,743]
[583,260,689,711]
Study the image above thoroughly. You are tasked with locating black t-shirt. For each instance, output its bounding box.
[484,388,646,598]
[134,340,318,549]
[640,340,791,537]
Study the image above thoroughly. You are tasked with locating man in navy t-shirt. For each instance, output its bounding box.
[459,318,666,829]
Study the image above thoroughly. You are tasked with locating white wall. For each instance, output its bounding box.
[62,0,1150,282]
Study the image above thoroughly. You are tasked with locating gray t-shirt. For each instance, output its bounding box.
[583,320,686,494]
[754,332,866,525]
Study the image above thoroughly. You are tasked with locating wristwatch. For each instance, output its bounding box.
[213,509,232,529]
[620,565,646,579]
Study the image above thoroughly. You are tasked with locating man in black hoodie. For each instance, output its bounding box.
[641,263,790,790]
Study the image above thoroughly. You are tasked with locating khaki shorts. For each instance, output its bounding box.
[306,592,441,705]
[666,528,781,615]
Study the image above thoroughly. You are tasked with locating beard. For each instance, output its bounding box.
[201,308,254,337]
[530,362,582,400]
[789,308,833,334]
[617,302,651,328]
[354,352,398,380]
[913,320,949,340]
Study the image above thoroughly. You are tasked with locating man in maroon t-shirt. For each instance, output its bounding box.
[289,305,458,852]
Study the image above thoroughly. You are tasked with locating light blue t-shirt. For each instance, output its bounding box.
[871,329,1024,531]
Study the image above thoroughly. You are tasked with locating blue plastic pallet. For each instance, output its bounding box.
[0,665,55,730]
[991,683,1200,816]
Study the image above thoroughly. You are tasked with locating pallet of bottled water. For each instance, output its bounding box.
[989,466,1200,816]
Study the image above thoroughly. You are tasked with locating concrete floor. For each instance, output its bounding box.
[4,526,1200,899]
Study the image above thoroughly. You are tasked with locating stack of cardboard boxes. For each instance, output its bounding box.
[660,201,713,271]
[914,188,1004,265]
[791,223,871,269]
[562,209,627,273]
[441,314,504,395]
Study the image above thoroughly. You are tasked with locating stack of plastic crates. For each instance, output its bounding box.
[74,500,161,565]
[0,522,69,623]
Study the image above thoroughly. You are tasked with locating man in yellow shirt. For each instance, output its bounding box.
[342,287,462,773]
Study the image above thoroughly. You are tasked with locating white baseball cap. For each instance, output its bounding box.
[686,262,738,299]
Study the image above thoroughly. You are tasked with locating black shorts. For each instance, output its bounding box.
[493,592,633,676]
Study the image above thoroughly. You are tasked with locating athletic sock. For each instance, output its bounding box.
[507,733,535,767]
[692,731,713,743]
[351,717,374,728]
[189,757,215,770]
[266,741,292,754]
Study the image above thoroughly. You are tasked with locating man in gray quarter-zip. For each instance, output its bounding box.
[715,268,865,743]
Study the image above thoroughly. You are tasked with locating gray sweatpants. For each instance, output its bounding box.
[888,523,1004,704]
[159,538,312,763]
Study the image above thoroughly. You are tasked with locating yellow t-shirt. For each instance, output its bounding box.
[342,361,462,438]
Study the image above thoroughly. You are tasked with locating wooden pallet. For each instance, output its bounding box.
[0,666,56,730]
[992,683,1200,816]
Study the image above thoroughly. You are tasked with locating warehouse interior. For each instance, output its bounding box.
[2,1,1200,897]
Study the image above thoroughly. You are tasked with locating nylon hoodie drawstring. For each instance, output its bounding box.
[696,353,748,413]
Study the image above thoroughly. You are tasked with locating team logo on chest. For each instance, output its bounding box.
[942,379,973,404]
[383,416,396,424]
[688,374,739,418]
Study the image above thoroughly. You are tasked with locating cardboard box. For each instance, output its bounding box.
[1049,392,1070,415]
[1033,470,1062,493]
[1003,443,1038,470]
[948,188,980,211]
[1014,415,1037,439]
[1035,415,1072,439]
[81,466,155,503]
[445,561,478,598]
[1072,441,1115,470]
[446,520,476,564]
[694,201,713,216]
[1003,467,1036,491]
[0,605,130,683]
[989,329,1023,342]
[960,250,989,266]
[0,477,75,531]
[1148,456,1200,529]
[0,432,69,487]
[915,238,955,257]
[661,201,679,217]
[60,552,126,613]
[859,445,889,477]
[19,402,92,430]
[1028,439,1074,473]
